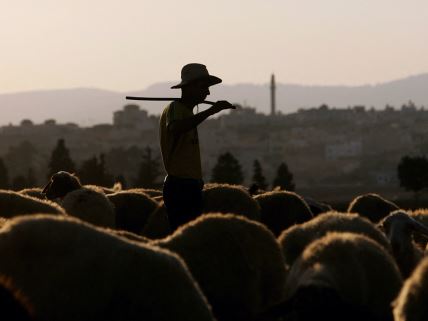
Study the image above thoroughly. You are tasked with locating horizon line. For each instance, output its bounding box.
[1,72,427,96]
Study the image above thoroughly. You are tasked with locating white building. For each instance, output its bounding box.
[113,104,155,131]
[325,141,362,160]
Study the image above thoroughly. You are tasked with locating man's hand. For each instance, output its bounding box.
[210,100,236,114]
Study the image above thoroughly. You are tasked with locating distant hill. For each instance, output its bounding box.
[0,74,427,126]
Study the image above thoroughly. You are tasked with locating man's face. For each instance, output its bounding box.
[185,79,210,103]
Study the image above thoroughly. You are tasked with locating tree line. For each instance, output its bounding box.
[1,137,426,195]
[0,138,295,191]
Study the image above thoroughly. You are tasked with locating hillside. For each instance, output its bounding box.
[0,74,427,126]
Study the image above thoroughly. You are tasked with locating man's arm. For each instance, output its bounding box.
[168,101,235,135]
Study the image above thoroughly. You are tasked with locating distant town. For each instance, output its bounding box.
[0,98,426,203]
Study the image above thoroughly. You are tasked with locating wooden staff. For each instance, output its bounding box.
[126,96,216,105]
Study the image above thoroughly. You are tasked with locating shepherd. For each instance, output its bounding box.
[160,63,235,231]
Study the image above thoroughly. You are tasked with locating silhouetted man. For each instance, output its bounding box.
[160,63,235,230]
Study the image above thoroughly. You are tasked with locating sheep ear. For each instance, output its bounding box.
[42,181,52,194]
[409,217,428,237]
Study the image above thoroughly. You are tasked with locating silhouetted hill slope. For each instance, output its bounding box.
[0,88,123,126]
[0,74,427,126]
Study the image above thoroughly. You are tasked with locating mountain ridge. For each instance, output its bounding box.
[0,73,427,126]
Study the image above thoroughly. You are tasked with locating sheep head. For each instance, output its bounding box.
[380,211,428,252]
[281,232,402,321]
[380,210,428,277]
[42,171,82,200]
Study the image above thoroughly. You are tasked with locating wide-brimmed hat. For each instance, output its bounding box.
[171,63,222,89]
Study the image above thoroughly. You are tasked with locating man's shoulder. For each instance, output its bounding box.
[162,101,185,114]
[166,101,193,120]
[161,102,174,119]
[170,100,189,111]
[162,101,174,112]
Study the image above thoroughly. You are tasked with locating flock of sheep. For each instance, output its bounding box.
[1,170,428,321]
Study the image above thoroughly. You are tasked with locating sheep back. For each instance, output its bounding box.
[128,188,163,198]
[0,214,215,321]
[410,209,428,248]
[347,193,399,223]
[278,211,391,267]
[141,201,172,239]
[0,277,34,320]
[60,188,115,228]
[302,196,333,216]
[154,213,287,321]
[202,184,261,221]
[107,191,158,234]
[0,190,65,218]
[254,190,313,236]
[393,257,428,321]
[106,228,150,243]
[18,188,46,200]
[84,183,122,195]
[285,232,402,320]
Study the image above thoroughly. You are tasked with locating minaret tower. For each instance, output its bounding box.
[270,74,276,116]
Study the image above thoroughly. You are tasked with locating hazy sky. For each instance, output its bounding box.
[1,0,427,93]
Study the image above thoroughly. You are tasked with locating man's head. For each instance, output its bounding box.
[172,63,221,104]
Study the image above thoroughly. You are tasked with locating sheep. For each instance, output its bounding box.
[85,182,122,194]
[379,210,428,278]
[153,195,163,202]
[248,183,265,196]
[0,190,65,218]
[302,196,333,216]
[43,171,115,228]
[0,214,216,321]
[152,213,287,321]
[42,171,81,199]
[106,190,158,234]
[347,193,399,223]
[0,217,7,228]
[141,201,172,239]
[281,232,402,321]
[202,183,261,221]
[128,188,163,198]
[18,187,46,200]
[278,211,391,268]
[0,277,35,320]
[254,190,313,236]
[409,208,428,248]
[60,188,115,228]
[393,257,428,321]
[411,208,428,226]
[107,228,151,243]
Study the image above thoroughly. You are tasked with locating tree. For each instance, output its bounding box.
[252,160,267,190]
[211,152,244,185]
[78,154,114,186]
[134,147,162,188]
[11,175,27,190]
[77,156,98,185]
[0,158,9,189]
[397,155,428,202]
[47,138,75,177]
[26,167,37,187]
[4,141,37,183]
[272,162,295,191]
[98,154,114,187]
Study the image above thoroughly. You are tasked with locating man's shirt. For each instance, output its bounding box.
[159,101,202,179]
